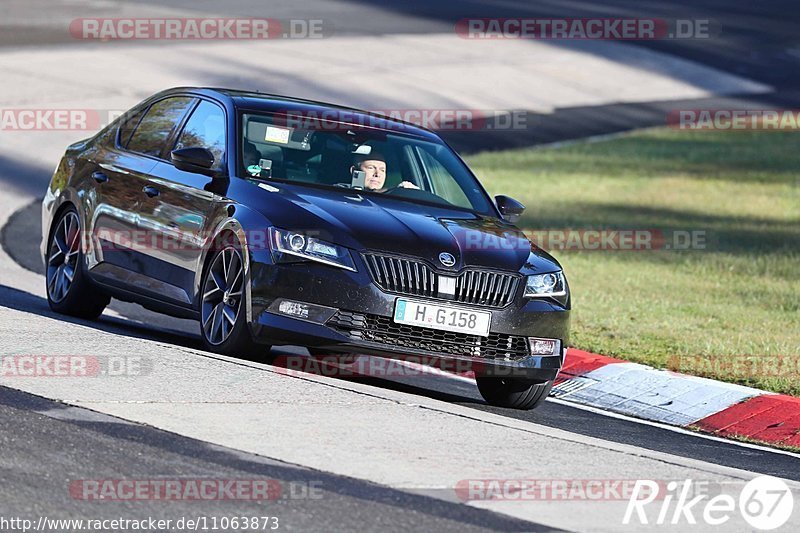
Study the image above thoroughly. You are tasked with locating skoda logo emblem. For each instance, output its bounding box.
[438,252,456,267]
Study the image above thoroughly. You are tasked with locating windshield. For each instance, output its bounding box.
[239,112,495,215]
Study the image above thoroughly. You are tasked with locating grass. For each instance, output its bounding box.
[465,129,800,395]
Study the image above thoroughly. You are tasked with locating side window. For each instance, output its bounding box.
[174,100,226,168]
[417,147,471,209]
[117,108,146,148]
[127,97,195,157]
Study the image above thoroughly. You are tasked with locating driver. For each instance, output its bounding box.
[352,152,419,192]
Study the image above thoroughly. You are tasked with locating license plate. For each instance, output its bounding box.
[393,299,491,337]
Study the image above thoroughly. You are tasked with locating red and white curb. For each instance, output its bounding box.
[553,349,799,450]
[384,348,800,451]
[552,349,764,425]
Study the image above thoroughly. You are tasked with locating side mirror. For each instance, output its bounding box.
[495,195,525,223]
[171,147,218,177]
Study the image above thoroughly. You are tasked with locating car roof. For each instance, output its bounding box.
[154,86,442,141]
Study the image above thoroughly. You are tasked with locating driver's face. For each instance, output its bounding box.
[360,160,387,190]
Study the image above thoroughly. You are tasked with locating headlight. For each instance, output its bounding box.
[524,271,567,298]
[269,228,357,272]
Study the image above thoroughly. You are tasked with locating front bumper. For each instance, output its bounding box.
[248,259,570,380]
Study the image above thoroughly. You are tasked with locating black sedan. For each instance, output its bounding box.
[41,87,570,409]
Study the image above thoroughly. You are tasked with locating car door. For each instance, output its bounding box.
[89,96,197,295]
[135,98,230,306]
[87,105,154,273]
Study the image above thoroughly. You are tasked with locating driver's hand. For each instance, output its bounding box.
[398,181,420,190]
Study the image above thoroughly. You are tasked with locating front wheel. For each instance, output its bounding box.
[45,207,109,319]
[200,243,267,358]
[476,377,553,410]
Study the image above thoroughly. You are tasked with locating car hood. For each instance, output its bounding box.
[249,182,561,273]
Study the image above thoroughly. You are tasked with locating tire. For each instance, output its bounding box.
[45,206,109,319]
[199,241,268,358]
[476,377,553,410]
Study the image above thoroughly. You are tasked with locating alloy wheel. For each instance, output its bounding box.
[46,211,81,303]
[201,247,245,345]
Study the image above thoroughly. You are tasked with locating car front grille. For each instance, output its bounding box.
[327,310,530,361]
[363,253,519,307]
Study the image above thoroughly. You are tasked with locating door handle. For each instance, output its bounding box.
[92,171,109,184]
[143,186,160,198]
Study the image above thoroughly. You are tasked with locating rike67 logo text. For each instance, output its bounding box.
[624,476,794,530]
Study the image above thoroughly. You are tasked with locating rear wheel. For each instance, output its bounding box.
[476,377,553,410]
[200,243,267,358]
[45,207,109,319]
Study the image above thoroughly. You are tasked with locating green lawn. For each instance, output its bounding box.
[466,129,800,395]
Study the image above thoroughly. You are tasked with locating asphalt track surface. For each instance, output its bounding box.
[5,0,800,90]
[1,0,799,530]
[0,386,550,532]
